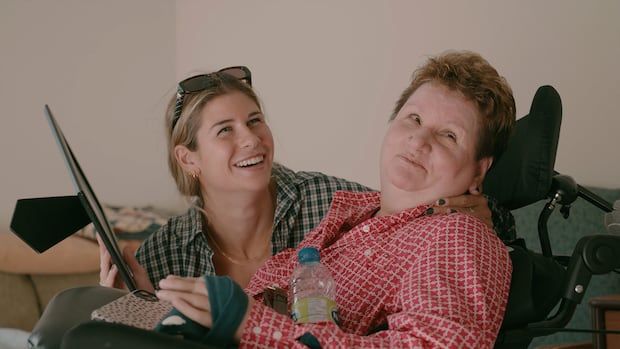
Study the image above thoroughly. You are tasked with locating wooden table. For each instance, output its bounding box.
[590,294,620,349]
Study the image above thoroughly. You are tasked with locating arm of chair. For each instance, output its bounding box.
[29,286,126,349]
[60,321,220,349]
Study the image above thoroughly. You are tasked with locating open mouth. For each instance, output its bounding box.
[234,155,265,168]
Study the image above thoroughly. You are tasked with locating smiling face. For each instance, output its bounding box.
[379,82,492,212]
[175,91,274,195]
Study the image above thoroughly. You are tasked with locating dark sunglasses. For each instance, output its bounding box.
[172,66,252,130]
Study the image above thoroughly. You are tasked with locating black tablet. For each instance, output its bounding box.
[44,105,137,291]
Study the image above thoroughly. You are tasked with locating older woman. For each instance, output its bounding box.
[156,50,516,348]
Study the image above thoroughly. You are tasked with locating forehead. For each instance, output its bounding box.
[200,91,260,121]
[405,82,480,129]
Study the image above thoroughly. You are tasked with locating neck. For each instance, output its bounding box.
[376,187,434,217]
[201,182,276,259]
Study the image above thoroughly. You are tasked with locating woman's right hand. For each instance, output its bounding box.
[96,234,155,293]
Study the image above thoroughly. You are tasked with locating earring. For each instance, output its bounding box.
[188,170,200,180]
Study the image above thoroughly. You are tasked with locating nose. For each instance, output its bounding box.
[408,130,432,154]
[239,126,260,149]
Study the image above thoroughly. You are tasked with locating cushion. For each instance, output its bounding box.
[74,205,169,242]
[0,272,40,330]
[1,205,169,275]
[0,234,100,274]
[484,85,562,210]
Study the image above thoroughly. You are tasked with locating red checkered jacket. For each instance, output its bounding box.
[242,191,512,348]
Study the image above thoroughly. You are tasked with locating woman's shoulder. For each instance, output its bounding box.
[272,163,373,193]
[401,212,501,247]
[140,207,199,247]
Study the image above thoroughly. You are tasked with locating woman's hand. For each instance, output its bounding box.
[97,234,154,292]
[156,275,253,343]
[429,193,493,229]
[156,276,213,328]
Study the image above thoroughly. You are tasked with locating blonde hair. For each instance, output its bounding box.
[165,73,261,197]
[391,51,516,160]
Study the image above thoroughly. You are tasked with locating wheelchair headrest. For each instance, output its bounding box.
[484,85,562,210]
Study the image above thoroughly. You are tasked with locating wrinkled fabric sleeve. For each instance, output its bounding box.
[135,224,173,288]
[486,194,517,242]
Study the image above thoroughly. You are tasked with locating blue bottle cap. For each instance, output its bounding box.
[298,247,320,264]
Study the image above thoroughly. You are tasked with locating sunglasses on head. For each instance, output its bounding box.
[172,66,252,130]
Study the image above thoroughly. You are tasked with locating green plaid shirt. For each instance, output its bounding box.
[136,163,515,286]
[136,164,369,286]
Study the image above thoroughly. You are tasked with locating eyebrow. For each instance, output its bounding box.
[210,111,263,129]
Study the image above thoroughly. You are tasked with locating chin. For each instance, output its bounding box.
[386,169,425,192]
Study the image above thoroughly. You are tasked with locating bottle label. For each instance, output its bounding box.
[291,296,339,324]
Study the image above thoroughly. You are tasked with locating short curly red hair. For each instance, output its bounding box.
[391,51,516,160]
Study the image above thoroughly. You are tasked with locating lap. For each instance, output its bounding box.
[29,286,126,349]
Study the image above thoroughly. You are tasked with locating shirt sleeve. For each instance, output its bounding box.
[486,194,517,242]
[239,215,512,348]
[135,224,173,288]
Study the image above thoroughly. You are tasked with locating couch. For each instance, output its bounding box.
[0,235,101,331]
[0,204,170,332]
[0,269,99,331]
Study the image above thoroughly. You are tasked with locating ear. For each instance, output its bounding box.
[174,145,200,173]
[468,157,493,194]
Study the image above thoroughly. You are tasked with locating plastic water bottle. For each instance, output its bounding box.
[290,247,339,324]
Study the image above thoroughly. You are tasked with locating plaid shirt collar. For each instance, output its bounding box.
[272,163,300,231]
[176,163,302,250]
[178,201,207,249]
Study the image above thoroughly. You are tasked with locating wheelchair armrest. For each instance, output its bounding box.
[500,242,566,330]
[497,234,620,347]
[29,286,126,349]
[61,321,220,349]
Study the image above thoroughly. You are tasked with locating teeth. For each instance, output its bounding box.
[235,155,264,167]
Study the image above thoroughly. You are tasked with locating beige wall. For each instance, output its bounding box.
[0,1,177,231]
[2,1,619,232]
[176,0,620,191]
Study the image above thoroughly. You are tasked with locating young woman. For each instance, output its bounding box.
[155,51,516,348]
[99,65,513,292]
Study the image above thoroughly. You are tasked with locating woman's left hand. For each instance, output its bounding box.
[156,275,253,343]
[156,275,213,328]
[429,193,493,229]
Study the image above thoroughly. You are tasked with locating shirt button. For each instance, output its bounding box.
[364,248,372,257]
[362,225,370,233]
[253,326,261,335]
[272,330,282,340]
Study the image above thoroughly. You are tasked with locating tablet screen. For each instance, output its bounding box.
[45,105,137,291]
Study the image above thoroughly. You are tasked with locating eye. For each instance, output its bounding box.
[217,126,232,136]
[443,131,457,142]
[247,116,263,127]
[414,115,421,125]
[402,113,421,125]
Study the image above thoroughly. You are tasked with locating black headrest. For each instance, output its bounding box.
[483,86,562,210]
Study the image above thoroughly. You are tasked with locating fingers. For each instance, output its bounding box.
[97,234,126,289]
[156,291,213,328]
[157,289,211,312]
[159,275,207,296]
[98,234,113,287]
[429,194,494,229]
[429,206,493,228]
[435,194,486,208]
[156,277,212,328]
[122,247,155,292]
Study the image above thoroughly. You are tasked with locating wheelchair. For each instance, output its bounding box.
[486,85,619,348]
[23,86,620,349]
